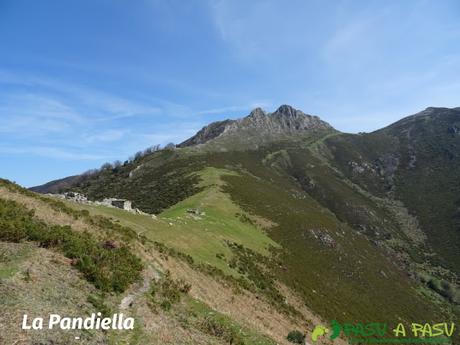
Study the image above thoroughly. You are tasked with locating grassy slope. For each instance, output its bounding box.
[2,181,304,345]
[217,153,446,323]
[0,242,108,345]
[63,147,453,327]
[69,167,277,277]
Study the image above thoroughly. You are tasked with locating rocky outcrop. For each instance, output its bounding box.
[50,191,88,203]
[308,228,338,248]
[179,119,234,147]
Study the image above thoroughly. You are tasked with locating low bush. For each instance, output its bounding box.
[226,241,299,316]
[0,198,142,293]
[425,275,460,304]
[198,316,245,345]
[149,271,191,311]
[87,293,112,317]
[286,330,305,344]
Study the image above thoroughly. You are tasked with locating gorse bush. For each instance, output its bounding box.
[198,316,245,345]
[286,330,305,344]
[149,271,191,311]
[87,293,112,317]
[0,198,142,293]
[0,198,35,242]
[226,241,299,316]
[425,277,460,304]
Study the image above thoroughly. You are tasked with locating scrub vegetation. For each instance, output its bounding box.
[0,197,142,292]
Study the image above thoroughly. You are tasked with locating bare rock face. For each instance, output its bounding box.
[308,228,338,248]
[235,105,332,133]
[179,119,234,147]
[178,105,334,147]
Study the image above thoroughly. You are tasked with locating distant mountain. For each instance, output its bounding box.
[28,105,460,341]
[30,174,82,194]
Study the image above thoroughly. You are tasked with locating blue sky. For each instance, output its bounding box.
[1,0,460,187]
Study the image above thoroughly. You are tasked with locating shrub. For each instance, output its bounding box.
[425,276,460,303]
[226,241,299,316]
[87,294,112,317]
[198,316,245,345]
[287,330,305,344]
[0,198,142,293]
[149,271,191,311]
[0,199,34,242]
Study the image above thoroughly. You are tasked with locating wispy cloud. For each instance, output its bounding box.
[0,70,162,120]
[0,93,83,136]
[82,129,127,143]
[0,71,199,165]
[322,12,380,64]
[0,70,228,165]
[196,100,272,115]
[0,146,108,160]
[208,0,326,65]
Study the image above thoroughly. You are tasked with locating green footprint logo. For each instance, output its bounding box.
[311,325,329,342]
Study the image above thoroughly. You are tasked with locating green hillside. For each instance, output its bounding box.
[1,179,312,345]
[324,107,460,275]
[18,105,460,344]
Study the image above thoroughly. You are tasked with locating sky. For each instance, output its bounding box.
[1,0,460,187]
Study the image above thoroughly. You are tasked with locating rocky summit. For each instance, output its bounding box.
[178,105,333,147]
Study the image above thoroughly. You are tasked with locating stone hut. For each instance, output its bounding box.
[101,198,133,211]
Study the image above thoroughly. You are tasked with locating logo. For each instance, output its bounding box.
[311,325,329,342]
[311,321,455,343]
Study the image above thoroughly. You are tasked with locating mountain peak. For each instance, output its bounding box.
[248,107,266,118]
[178,105,334,148]
[275,104,298,117]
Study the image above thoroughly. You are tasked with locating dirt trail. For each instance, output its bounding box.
[119,265,161,310]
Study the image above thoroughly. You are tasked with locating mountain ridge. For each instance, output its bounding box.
[178,104,334,147]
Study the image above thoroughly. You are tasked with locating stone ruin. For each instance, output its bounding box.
[186,208,205,216]
[52,191,88,203]
[186,208,206,220]
[50,191,156,219]
[99,198,132,211]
